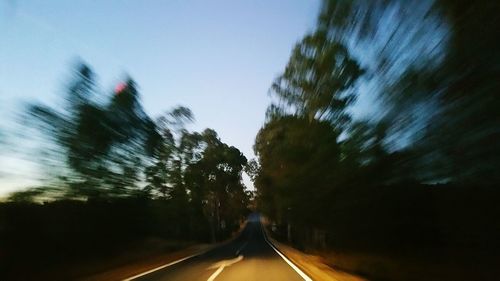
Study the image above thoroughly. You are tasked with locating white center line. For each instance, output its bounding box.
[207,265,225,281]
[206,255,244,281]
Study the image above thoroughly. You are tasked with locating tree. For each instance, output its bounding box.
[185,129,248,241]
[145,111,249,241]
[145,106,197,198]
[270,30,363,126]
[254,116,340,229]
[28,63,104,198]
[423,0,500,184]
[26,64,158,199]
[315,0,500,184]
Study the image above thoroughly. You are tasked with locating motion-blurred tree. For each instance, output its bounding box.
[256,17,364,234]
[145,106,199,197]
[315,0,500,184]
[424,0,500,183]
[26,63,158,199]
[253,1,500,257]
[270,30,363,126]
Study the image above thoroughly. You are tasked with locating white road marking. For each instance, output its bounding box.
[123,253,200,280]
[260,220,313,281]
[124,218,311,281]
[207,265,225,281]
[206,255,244,281]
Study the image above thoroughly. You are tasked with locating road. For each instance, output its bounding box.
[126,213,311,281]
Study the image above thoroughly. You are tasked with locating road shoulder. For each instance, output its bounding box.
[260,217,366,281]
[79,243,213,281]
[81,221,249,281]
[267,238,368,281]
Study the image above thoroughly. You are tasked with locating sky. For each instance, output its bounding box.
[0,0,321,195]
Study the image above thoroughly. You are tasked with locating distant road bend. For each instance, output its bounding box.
[125,213,312,281]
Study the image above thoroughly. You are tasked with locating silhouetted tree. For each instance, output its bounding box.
[26,64,158,199]
[270,30,363,126]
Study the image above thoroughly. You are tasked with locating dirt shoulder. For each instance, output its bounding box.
[260,218,367,281]
[79,242,213,281]
[267,238,368,281]
[23,239,212,281]
[78,221,248,281]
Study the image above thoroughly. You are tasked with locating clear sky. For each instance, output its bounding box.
[0,0,321,195]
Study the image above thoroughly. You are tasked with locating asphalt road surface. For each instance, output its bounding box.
[127,213,311,281]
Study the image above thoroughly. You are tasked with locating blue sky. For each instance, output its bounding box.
[0,0,321,195]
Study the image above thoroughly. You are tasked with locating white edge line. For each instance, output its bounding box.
[123,253,199,281]
[260,221,313,281]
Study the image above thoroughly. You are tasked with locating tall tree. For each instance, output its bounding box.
[186,129,248,241]
[270,30,363,126]
[27,64,157,199]
[254,116,340,229]
[145,106,197,198]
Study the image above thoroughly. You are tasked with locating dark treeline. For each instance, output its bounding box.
[253,0,500,280]
[0,64,250,279]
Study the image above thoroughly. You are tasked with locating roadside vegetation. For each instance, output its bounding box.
[0,64,251,279]
[253,1,500,280]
